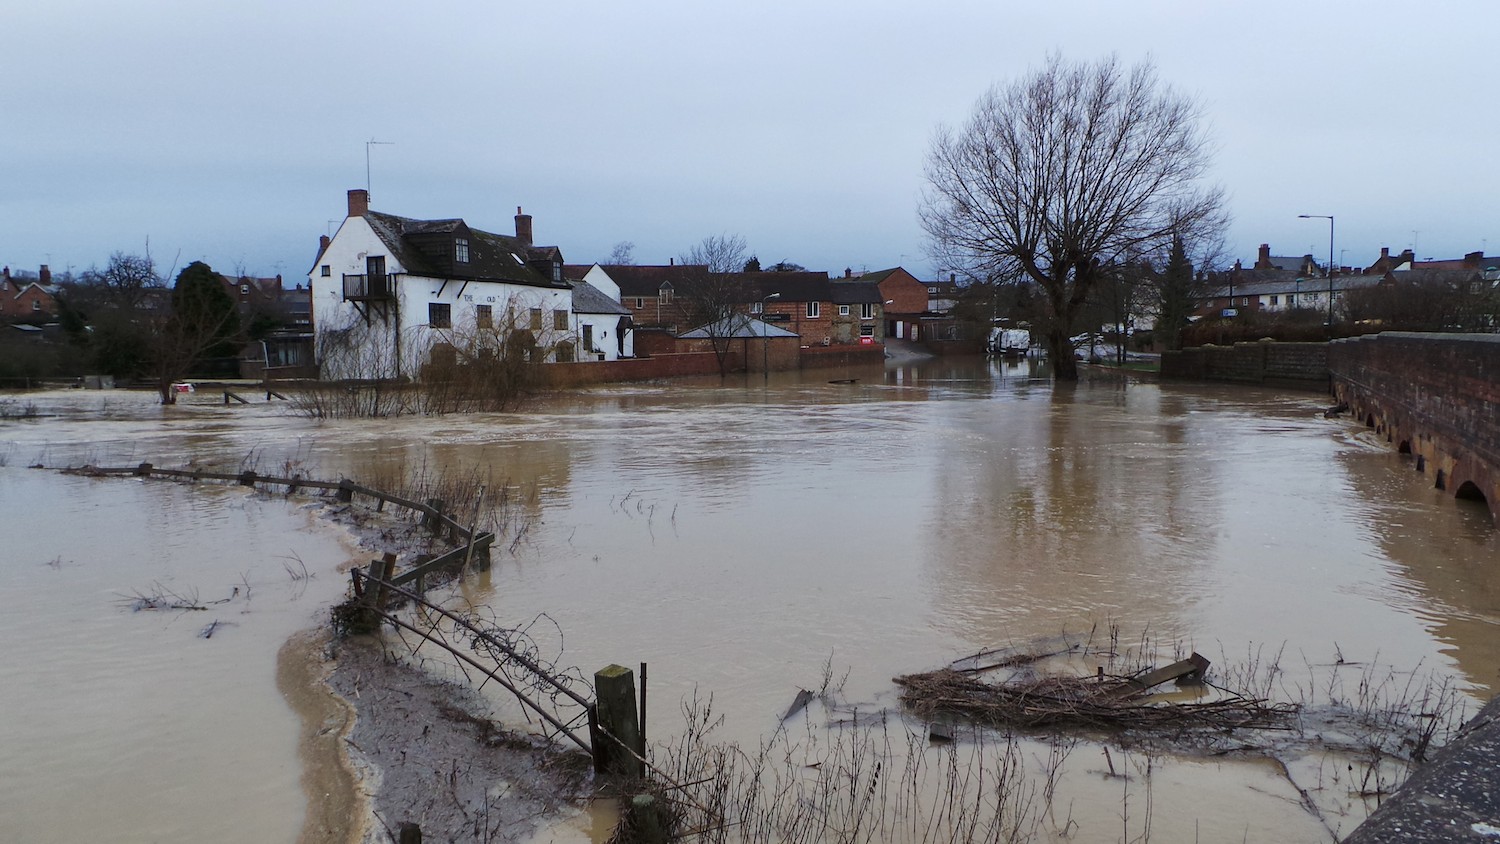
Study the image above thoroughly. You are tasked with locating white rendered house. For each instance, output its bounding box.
[309,190,577,380]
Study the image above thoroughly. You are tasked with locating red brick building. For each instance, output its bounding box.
[1,265,60,320]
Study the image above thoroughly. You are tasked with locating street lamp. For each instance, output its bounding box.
[1298,214,1335,324]
[761,292,781,381]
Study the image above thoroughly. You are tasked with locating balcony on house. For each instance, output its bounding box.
[342,273,392,301]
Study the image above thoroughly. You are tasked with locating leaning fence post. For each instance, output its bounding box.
[336,479,355,503]
[464,486,486,572]
[134,462,153,477]
[361,552,396,613]
[593,664,643,778]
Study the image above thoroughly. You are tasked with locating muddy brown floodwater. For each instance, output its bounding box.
[2,356,1497,842]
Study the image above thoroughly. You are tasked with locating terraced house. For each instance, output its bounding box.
[309,190,583,380]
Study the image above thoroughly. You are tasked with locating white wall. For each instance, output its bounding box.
[310,215,577,379]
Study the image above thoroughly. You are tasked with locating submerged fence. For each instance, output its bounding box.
[67,461,672,786]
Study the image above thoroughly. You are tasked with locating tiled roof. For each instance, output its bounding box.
[679,313,799,339]
[570,281,630,315]
[598,265,711,297]
[363,210,565,289]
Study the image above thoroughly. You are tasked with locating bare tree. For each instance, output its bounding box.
[921,54,1227,380]
[680,233,748,275]
[677,234,753,375]
[606,241,636,265]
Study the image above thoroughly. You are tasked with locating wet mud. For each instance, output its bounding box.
[321,634,593,842]
[277,629,362,844]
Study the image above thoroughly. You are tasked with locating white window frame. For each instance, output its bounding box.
[861,303,875,319]
[838,304,850,317]
[455,238,470,263]
[806,301,820,318]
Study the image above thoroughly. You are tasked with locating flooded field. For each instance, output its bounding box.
[2,356,1496,842]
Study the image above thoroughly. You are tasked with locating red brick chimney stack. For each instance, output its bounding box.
[320,234,331,254]
[1256,243,1272,270]
[39,265,51,285]
[515,206,533,245]
[348,189,369,217]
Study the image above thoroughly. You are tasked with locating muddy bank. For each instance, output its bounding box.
[278,630,363,844]
[309,632,593,842]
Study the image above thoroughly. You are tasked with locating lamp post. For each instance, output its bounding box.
[1298,214,1335,324]
[761,292,781,381]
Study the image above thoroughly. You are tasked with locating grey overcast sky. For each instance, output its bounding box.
[4,1,1496,282]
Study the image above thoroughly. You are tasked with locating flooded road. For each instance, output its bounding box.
[2,356,1496,842]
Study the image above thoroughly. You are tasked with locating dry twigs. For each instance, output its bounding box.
[894,667,1296,734]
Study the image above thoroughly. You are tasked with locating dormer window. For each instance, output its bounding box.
[552,262,562,282]
[659,284,673,305]
[455,238,469,263]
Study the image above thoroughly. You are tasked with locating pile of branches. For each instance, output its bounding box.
[895,667,1297,733]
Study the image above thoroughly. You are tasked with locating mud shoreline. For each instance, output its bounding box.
[279,623,593,843]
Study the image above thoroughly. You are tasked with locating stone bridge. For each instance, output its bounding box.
[1328,332,1498,521]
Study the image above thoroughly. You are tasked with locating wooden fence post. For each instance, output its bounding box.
[623,794,669,844]
[134,462,153,477]
[593,664,643,778]
[361,553,396,612]
[423,498,445,533]
[397,821,421,844]
[336,479,355,502]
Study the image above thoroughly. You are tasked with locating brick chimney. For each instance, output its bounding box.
[2,266,9,289]
[1399,249,1415,263]
[1380,247,1390,260]
[515,206,533,245]
[1255,243,1272,270]
[39,264,51,285]
[319,234,331,254]
[347,188,369,217]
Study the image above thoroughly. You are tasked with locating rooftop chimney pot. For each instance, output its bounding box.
[347,189,369,217]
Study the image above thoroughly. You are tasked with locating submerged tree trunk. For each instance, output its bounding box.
[1045,328,1078,381]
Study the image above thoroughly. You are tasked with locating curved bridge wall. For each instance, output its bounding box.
[1329,332,1500,519]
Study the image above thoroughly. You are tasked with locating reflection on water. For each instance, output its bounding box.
[3,356,1497,841]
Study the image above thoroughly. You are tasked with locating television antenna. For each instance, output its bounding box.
[366,138,395,195]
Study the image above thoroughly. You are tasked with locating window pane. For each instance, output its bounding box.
[554,309,568,330]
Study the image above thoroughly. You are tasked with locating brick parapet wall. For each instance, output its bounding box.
[1161,341,1329,388]
[1329,332,1500,519]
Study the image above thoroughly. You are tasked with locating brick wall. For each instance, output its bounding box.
[799,343,886,369]
[540,352,731,387]
[1330,332,1500,519]
[1161,341,1329,388]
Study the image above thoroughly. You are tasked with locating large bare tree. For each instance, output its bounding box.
[921,54,1227,379]
[678,233,751,375]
